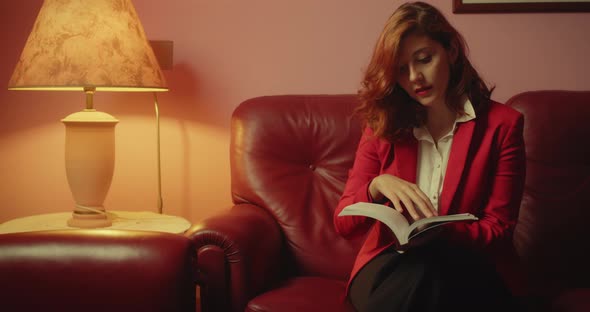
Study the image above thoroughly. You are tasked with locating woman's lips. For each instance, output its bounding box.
[415,86,432,97]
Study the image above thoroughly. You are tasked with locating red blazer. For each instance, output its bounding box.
[334,101,526,293]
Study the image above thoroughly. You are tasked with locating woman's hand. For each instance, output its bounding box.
[369,174,437,221]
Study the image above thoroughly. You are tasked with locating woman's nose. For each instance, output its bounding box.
[409,66,423,83]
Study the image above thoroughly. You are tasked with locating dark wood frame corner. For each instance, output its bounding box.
[453,0,590,13]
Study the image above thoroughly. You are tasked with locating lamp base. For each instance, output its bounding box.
[67,211,112,228]
[62,109,118,229]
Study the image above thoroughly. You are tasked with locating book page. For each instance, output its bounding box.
[407,213,478,236]
[406,213,478,244]
[338,202,410,242]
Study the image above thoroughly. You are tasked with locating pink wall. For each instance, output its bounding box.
[1,0,589,224]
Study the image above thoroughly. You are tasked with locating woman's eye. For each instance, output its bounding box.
[418,56,432,64]
[398,65,408,74]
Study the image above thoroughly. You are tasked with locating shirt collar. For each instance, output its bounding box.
[457,96,476,123]
[413,97,476,141]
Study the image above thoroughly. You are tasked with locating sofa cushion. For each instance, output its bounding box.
[246,276,355,312]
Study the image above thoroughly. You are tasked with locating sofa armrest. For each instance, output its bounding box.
[185,203,284,312]
[0,229,196,312]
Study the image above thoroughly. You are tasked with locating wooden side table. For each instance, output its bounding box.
[0,211,191,234]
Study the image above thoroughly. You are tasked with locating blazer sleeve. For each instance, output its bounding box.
[333,127,382,239]
[444,113,526,250]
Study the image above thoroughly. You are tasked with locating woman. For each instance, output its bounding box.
[334,2,525,311]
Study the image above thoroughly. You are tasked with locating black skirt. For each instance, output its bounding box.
[348,240,517,312]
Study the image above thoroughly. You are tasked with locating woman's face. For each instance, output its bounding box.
[396,32,452,109]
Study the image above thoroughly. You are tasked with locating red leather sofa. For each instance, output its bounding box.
[186,91,590,312]
[0,229,196,312]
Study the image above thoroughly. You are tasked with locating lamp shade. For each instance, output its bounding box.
[8,0,169,228]
[8,0,167,92]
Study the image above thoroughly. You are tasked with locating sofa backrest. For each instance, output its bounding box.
[506,90,590,295]
[230,95,365,280]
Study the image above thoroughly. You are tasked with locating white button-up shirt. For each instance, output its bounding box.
[413,98,476,211]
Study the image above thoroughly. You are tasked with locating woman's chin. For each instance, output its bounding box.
[415,94,444,108]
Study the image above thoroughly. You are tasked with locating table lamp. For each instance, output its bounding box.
[8,0,168,228]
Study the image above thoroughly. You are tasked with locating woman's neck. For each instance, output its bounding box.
[426,104,455,142]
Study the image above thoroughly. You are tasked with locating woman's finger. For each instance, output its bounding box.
[411,184,437,214]
[400,187,433,219]
[388,193,404,213]
[397,191,420,220]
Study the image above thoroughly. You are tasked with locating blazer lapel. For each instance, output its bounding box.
[440,121,475,215]
[394,137,418,184]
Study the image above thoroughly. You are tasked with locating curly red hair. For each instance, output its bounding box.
[357,1,492,142]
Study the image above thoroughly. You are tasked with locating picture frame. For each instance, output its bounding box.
[453,0,590,13]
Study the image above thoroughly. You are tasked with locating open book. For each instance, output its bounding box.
[338,202,478,247]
